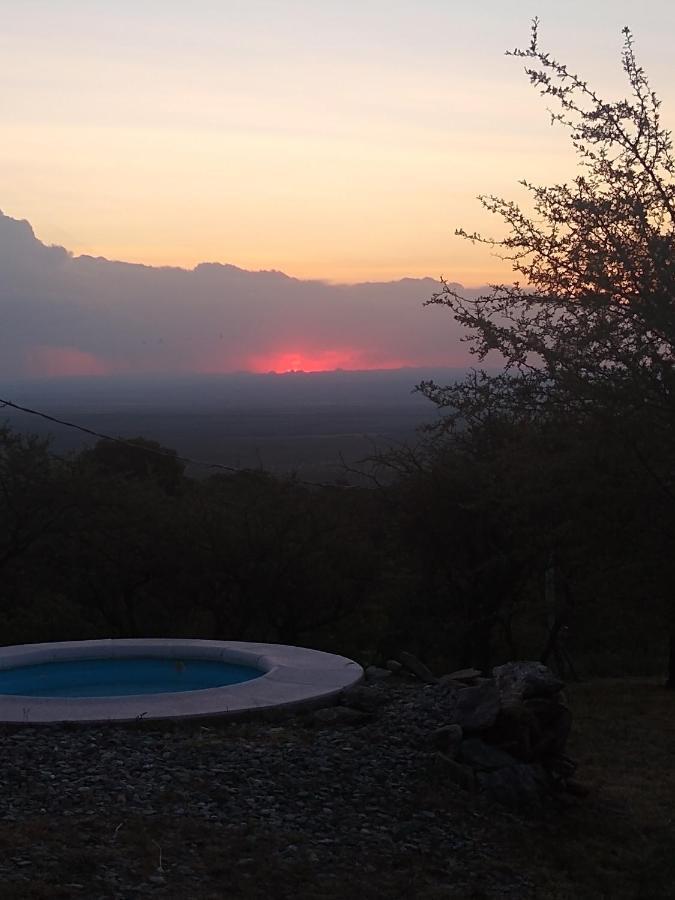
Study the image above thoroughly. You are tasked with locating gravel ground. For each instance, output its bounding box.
[0,678,538,899]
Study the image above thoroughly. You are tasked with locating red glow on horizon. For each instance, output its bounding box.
[24,346,111,377]
[247,347,415,374]
[20,344,451,378]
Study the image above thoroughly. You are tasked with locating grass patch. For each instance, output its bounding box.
[499,679,675,899]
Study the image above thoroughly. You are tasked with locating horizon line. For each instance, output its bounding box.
[3,364,474,381]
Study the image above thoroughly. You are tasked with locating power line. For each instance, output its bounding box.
[0,396,358,490]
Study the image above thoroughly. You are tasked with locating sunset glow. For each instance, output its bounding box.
[23,346,112,378]
[2,2,674,286]
[246,348,415,374]
[2,3,675,379]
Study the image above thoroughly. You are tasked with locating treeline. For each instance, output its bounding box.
[0,422,668,678]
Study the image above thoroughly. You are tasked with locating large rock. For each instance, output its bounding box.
[459,738,518,771]
[486,694,572,762]
[486,703,538,761]
[493,661,564,708]
[525,700,572,759]
[477,763,549,810]
[449,682,500,732]
[398,651,438,684]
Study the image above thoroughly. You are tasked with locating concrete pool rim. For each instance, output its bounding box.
[0,639,364,724]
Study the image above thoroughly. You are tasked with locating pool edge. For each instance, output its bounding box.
[0,639,364,724]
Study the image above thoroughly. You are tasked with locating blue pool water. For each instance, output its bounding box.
[0,657,263,698]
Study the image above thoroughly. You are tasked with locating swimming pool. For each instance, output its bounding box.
[0,639,363,723]
[0,656,262,697]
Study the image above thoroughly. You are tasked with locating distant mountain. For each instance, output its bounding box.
[0,210,483,378]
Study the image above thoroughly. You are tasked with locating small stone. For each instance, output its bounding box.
[398,651,438,684]
[440,668,482,684]
[433,752,476,792]
[340,686,386,712]
[364,666,392,681]
[430,724,463,757]
[384,659,403,673]
[394,821,417,840]
[312,706,372,726]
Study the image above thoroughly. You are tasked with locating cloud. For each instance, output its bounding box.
[0,210,479,378]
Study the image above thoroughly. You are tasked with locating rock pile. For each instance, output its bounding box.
[390,656,580,810]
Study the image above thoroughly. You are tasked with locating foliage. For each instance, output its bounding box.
[80,436,185,494]
[173,470,383,649]
[375,22,675,673]
[0,426,61,572]
[0,428,389,656]
[422,21,674,482]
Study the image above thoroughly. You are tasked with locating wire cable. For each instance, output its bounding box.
[0,396,359,490]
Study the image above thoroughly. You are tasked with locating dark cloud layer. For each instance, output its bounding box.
[0,211,479,377]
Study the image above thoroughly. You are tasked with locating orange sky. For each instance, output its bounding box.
[1,3,674,285]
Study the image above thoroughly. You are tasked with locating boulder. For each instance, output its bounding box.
[493,661,564,708]
[459,738,518,771]
[429,661,577,810]
[529,703,572,759]
[477,763,549,810]
[449,682,500,732]
[486,703,538,761]
[522,696,567,718]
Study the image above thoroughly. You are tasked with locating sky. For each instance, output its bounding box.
[0,209,479,376]
[2,0,675,285]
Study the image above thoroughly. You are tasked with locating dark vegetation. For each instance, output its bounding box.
[1,23,673,685]
[0,404,668,678]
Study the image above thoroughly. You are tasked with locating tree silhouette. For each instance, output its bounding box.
[81,436,185,495]
[423,21,673,445]
[420,21,675,679]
